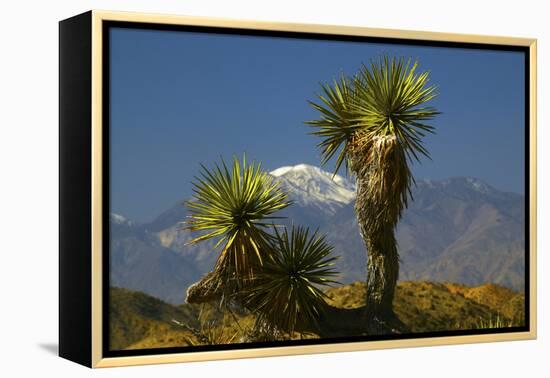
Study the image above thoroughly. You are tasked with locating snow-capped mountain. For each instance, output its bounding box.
[270,164,355,216]
[268,164,501,217]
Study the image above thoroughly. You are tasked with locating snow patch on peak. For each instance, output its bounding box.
[270,166,294,177]
[110,213,133,226]
[466,177,491,193]
[270,164,353,188]
[270,164,356,215]
[270,164,320,177]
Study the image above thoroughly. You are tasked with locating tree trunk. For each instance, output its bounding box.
[352,138,409,334]
[358,219,403,333]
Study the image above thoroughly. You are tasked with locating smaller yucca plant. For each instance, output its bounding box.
[476,315,514,329]
[185,156,291,286]
[244,226,339,336]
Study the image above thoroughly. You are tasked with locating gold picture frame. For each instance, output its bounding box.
[59,10,537,368]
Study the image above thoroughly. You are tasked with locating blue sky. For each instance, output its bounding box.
[109,27,526,223]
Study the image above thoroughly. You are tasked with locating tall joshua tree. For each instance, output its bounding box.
[307,56,439,333]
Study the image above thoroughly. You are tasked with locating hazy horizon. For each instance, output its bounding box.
[110,162,525,224]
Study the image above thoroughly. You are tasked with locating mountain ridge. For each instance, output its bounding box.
[110,164,525,304]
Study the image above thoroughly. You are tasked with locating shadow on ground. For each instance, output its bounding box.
[38,343,58,355]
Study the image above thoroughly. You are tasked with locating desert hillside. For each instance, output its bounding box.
[110,281,525,350]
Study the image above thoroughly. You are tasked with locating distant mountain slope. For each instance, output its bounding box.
[109,217,203,304]
[110,282,524,350]
[110,164,525,304]
[327,176,525,290]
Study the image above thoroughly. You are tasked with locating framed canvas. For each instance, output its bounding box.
[59,10,537,368]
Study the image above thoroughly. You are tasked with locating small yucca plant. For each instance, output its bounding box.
[185,156,291,286]
[244,226,339,336]
[476,315,514,329]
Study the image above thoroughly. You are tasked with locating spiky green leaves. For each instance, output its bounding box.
[353,57,439,162]
[307,56,439,173]
[244,226,339,335]
[306,74,360,175]
[185,156,291,280]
